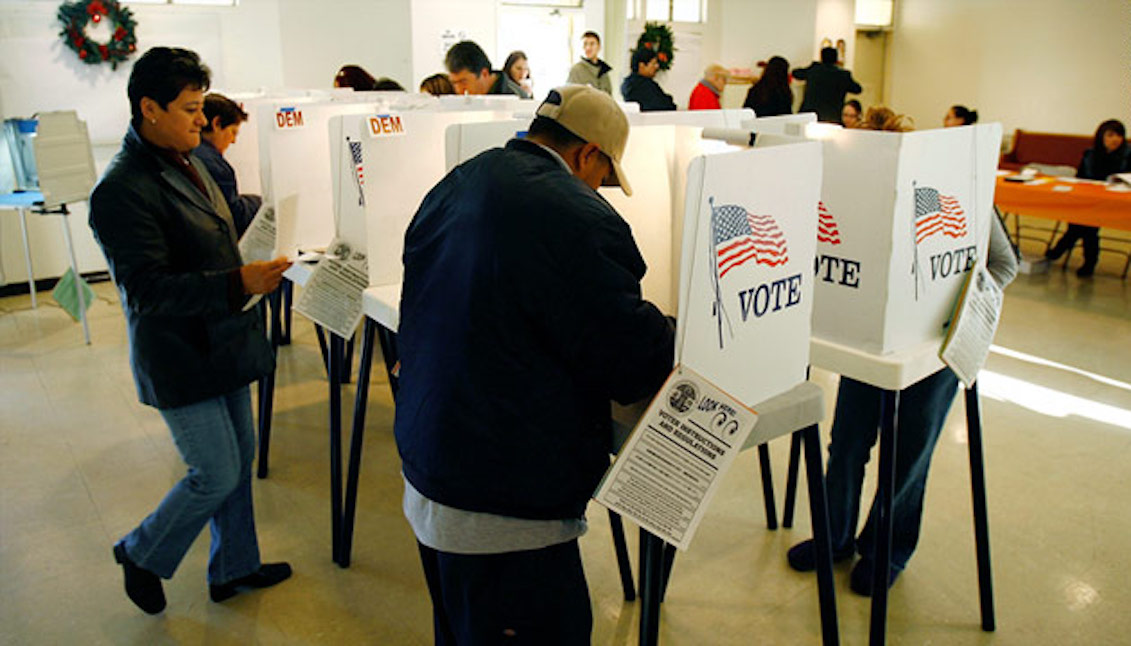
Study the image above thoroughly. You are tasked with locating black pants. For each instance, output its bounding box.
[1047,224,1100,269]
[417,539,592,645]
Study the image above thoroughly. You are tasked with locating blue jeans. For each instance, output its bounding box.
[825,369,959,571]
[118,387,261,584]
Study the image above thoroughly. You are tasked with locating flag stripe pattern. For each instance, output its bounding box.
[817,201,841,245]
[348,140,365,185]
[914,186,966,243]
[713,203,789,278]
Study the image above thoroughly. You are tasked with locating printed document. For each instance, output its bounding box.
[940,264,1003,387]
[293,237,368,339]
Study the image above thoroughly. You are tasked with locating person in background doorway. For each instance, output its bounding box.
[334,64,377,91]
[943,105,978,127]
[620,48,676,112]
[1045,119,1130,277]
[419,73,455,96]
[194,93,260,235]
[91,47,292,616]
[503,51,534,99]
[841,99,862,128]
[445,41,522,96]
[567,30,613,95]
[689,64,728,110]
[743,56,793,117]
[792,47,862,123]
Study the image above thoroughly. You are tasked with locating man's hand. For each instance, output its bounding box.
[240,256,292,294]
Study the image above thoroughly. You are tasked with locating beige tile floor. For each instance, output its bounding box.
[2,252,1129,645]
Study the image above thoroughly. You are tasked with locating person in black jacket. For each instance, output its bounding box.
[90,47,292,616]
[621,48,676,111]
[395,85,674,643]
[792,47,862,123]
[194,93,261,235]
[1045,119,1129,277]
[743,55,793,117]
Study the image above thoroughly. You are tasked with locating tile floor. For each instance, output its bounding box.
[1,251,1129,645]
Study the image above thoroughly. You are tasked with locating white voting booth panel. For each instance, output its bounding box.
[444,119,528,172]
[809,124,1003,355]
[628,108,754,128]
[740,112,817,136]
[261,99,417,257]
[223,92,329,197]
[329,109,512,287]
[677,144,822,406]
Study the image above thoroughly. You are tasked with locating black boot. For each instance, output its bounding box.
[113,543,166,614]
[209,562,292,602]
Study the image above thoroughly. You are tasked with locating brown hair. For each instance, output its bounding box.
[857,106,913,132]
[419,73,455,96]
[334,65,377,91]
[202,93,247,132]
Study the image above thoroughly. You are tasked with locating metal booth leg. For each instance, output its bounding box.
[869,390,899,646]
[964,382,996,631]
[783,431,803,528]
[339,318,378,568]
[757,443,778,529]
[802,423,840,646]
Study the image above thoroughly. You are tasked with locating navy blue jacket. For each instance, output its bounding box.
[90,127,273,409]
[395,139,675,520]
[193,139,261,236]
[621,74,677,112]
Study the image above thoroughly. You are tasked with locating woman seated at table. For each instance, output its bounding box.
[1045,119,1130,277]
[786,109,1018,596]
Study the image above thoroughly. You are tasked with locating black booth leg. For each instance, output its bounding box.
[315,325,330,376]
[328,334,345,566]
[256,289,282,479]
[659,543,677,603]
[638,530,664,646]
[280,279,293,345]
[803,424,840,646]
[342,333,355,384]
[757,443,778,530]
[339,319,378,568]
[964,383,996,632]
[783,430,803,528]
[607,509,636,601]
[869,390,899,646]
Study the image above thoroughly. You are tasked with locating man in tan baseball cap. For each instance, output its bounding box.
[533,84,633,195]
[394,83,672,643]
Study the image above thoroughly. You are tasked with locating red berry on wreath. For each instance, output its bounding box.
[658,52,668,62]
[99,45,109,59]
[92,13,101,23]
[644,42,653,49]
[79,49,87,59]
[128,44,136,52]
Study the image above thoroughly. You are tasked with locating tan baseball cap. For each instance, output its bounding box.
[535,85,633,196]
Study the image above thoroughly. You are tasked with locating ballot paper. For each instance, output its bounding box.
[939,264,1003,388]
[292,237,368,339]
[594,365,758,550]
[238,203,277,263]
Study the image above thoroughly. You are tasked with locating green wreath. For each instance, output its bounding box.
[634,22,676,71]
[57,0,138,70]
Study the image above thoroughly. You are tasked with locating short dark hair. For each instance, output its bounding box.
[844,99,862,113]
[582,31,601,43]
[128,47,210,128]
[373,77,405,91]
[526,116,586,150]
[202,93,247,132]
[445,41,492,76]
[631,48,658,72]
[820,46,838,65]
[951,105,978,125]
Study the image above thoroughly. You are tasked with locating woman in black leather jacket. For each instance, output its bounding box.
[90,47,292,615]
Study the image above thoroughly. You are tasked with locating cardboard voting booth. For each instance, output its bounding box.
[740,112,817,136]
[808,124,1003,355]
[628,108,754,128]
[328,108,510,287]
[677,143,822,405]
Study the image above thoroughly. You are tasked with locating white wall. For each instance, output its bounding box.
[278,0,411,89]
[885,0,1131,137]
[410,0,498,89]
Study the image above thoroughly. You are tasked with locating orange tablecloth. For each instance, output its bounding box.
[995,176,1131,231]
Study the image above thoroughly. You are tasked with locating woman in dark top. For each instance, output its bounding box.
[743,56,793,117]
[1045,119,1130,277]
[90,47,293,615]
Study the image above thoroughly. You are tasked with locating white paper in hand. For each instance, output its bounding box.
[939,264,1003,387]
[594,365,758,550]
[238,204,278,263]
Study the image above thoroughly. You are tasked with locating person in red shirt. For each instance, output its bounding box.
[689,64,727,110]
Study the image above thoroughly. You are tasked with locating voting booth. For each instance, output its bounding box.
[808,124,1003,354]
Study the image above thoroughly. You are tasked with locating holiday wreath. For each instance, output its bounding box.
[57,0,138,70]
[634,22,676,71]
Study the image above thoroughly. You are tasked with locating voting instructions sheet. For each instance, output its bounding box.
[293,237,368,339]
[595,365,758,550]
[238,203,278,264]
[940,263,1003,388]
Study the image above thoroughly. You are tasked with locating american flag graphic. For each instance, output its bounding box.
[817,201,841,245]
[913,186,966,243]
[713,203,789,279]
[348,140,365,186]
